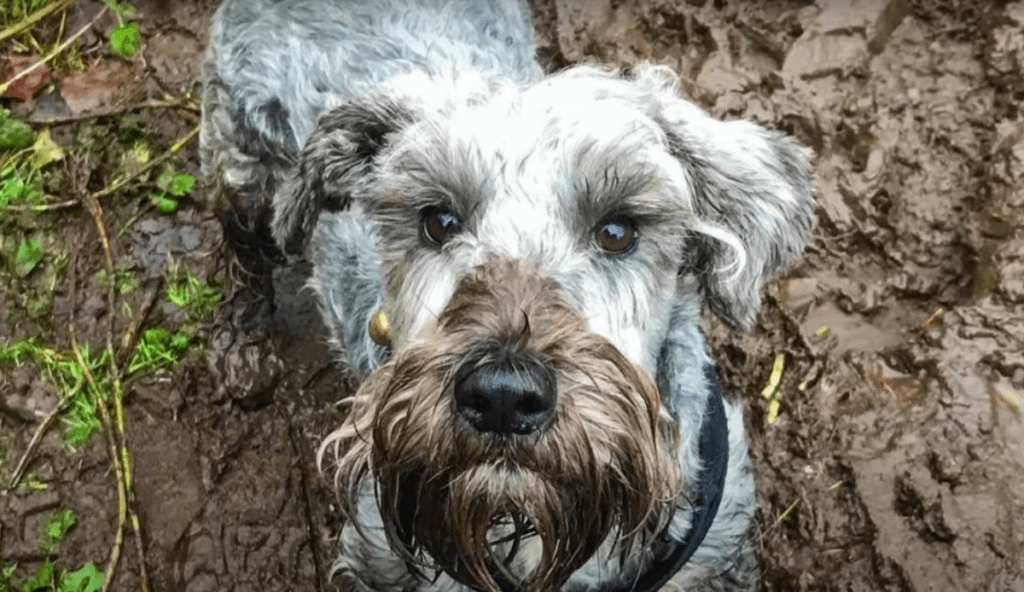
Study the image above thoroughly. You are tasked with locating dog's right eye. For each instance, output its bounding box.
[596,213,637,254]
[422,206,462,246]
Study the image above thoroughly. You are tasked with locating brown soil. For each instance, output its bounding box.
[2,1,1023,591]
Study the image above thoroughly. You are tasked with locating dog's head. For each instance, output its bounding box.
[285,65,813,590]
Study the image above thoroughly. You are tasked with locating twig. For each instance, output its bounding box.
[115,277,162,374]
[1,197,80,212]
[6,399,71,491]
[82,186,152,592]
[0,6,109,97]
[26,99,202,124]
[69,327,126,592]
[0,0,76,44]
[775,497,801,525]
[77,187,126,589]
[89,124,200,201]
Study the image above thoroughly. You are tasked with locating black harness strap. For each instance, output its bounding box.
[598,365,730,592]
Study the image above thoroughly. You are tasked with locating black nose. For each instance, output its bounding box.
[454,360,557,435]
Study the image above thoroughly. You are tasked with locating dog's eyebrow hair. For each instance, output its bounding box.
[566,157,672,229]
[387,143,493,217]
[578,166,652,208]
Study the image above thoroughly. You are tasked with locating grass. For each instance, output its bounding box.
[0,109,209,590]
[0,339,104,447]
[40,508,77,553]
[126,327,191,376]
[164,260,222,322]
[94,263,141,297]
[0,259,223,449]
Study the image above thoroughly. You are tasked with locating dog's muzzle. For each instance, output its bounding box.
[326,258,683,591]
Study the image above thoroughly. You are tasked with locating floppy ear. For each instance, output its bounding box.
[271,98,417,254]
[635,66,814,329]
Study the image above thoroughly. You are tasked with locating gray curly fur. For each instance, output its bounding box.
[309,212,389,381]
[201,0,816,590]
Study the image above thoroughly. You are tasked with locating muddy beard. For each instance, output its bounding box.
[375,462,670,592]
[325,260,683,590]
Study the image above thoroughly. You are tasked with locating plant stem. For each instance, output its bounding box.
[5,399,70,491]
[90,125,199,201]
[69,327,127,592]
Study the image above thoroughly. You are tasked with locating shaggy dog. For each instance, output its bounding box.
[201,1,814,590]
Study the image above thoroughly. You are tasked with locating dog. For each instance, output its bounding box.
[200,0,814,590]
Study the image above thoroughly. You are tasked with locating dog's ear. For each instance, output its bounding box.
[272,98,417,254]
[634,66,815,329]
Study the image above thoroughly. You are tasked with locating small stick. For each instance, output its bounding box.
[82,183,152,592]
[115,278,162,374]
[2,198,80,212]
[6,399,70,491]
[775,497,801,525]
[69,328,126,592]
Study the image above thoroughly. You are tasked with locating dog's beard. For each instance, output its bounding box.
[384,463,611,591]
[322,335,682,592]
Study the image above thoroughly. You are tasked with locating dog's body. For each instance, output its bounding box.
[202,1,814,590]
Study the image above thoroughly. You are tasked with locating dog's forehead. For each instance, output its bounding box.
[438,85,675,245]
[451,74,663,156]
[403,73,682,231]
[372,72,693,367]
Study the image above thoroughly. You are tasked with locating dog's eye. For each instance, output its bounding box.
[596,214,636,253]
[422,206,462,245]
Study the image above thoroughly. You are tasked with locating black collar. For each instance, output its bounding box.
[597,364,729,592]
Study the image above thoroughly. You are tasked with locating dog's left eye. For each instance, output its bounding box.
[596,214,637,254]
[422,206,462,245]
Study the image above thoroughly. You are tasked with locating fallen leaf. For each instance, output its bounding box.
[1,55,50,100]
[60,61,136,115]
[15,237,43,277]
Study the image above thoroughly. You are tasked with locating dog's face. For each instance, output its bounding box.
[277,66,813,591]
[374,75,697,368]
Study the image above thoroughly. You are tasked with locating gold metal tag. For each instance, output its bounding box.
[369,308,392,346]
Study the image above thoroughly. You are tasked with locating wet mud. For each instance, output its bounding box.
[2,0,1023,591]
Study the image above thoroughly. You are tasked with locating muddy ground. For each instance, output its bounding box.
[2,0,1023,590]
